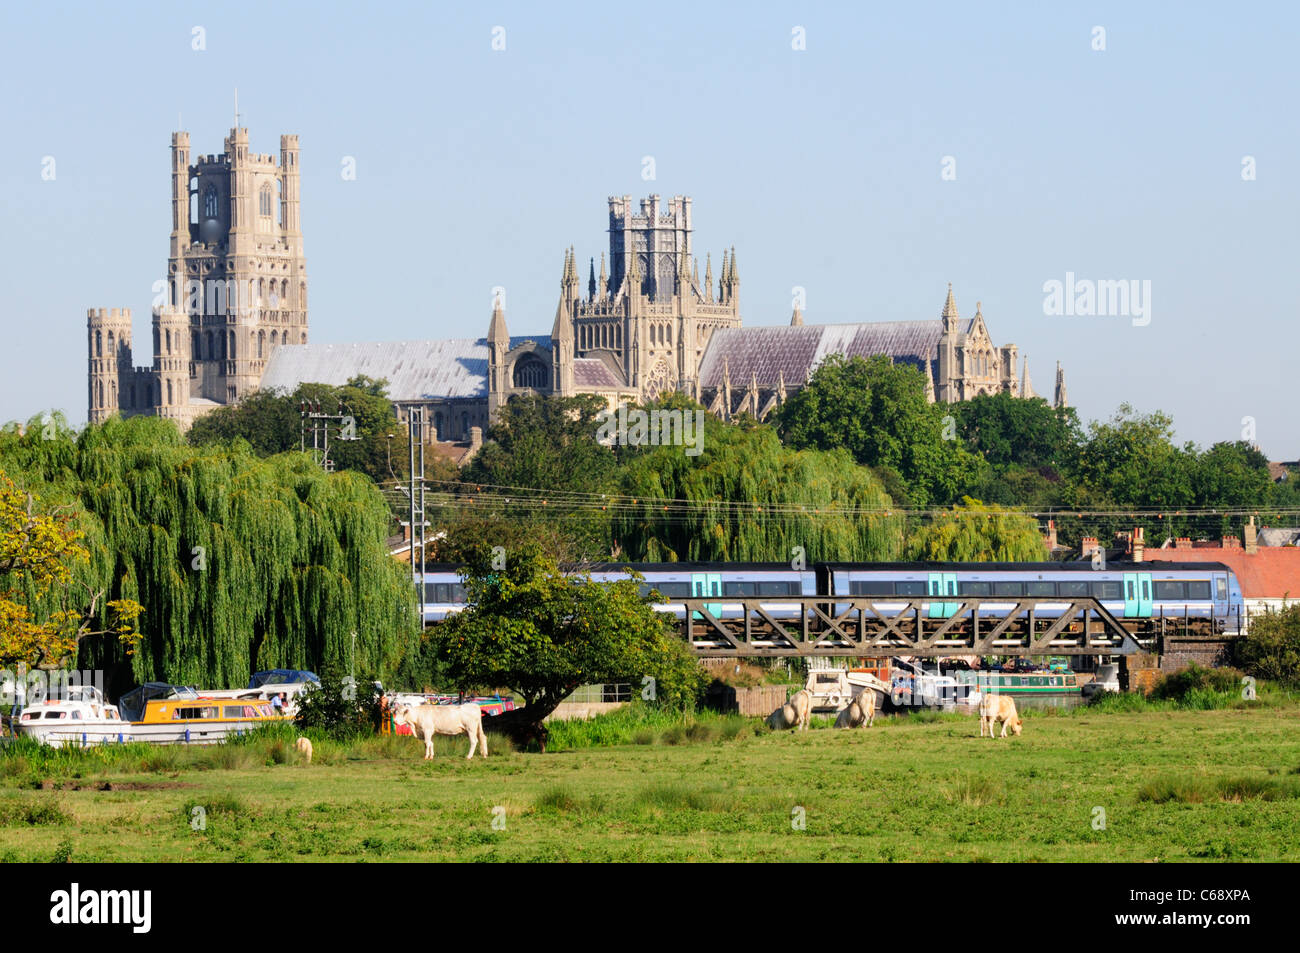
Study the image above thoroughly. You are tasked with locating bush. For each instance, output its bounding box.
[293,663,383,739]
[1151,663,1244,702]
[1236,604,1300,686]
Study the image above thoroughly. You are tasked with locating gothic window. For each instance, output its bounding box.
[270,330,278,347]
[228,331,236,361]
[165,329,171,354]
[107,331,115,356]
[167,379,173,405]
[666,324,672,346]
[644,356,671,400]
[95,331,102,358]
[111,382,117,405]
[300,332,306,344]
[203,185,218,219]
[257,331,264,359]
[205,331,214,360]
[512,355,549,389]
[259,184,273,218]
[96,380,103,408]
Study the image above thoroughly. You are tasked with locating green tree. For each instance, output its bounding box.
[1235,604,1300,686]
[906,498,1049,561]
[613,397,903,562]
[774,354,979,505]
[434,541,706,750]
[188,375,407,486]
[0,415,419,692]
[955,391,1082,470]
[459,393,616,555]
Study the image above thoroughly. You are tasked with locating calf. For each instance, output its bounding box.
[295,736,313,764]
[979,694,1022,738]
[392,703,488,759]
[834,690,876,729]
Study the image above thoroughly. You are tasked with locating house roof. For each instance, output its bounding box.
[1144,547,1300,599]
[260,336,551,401]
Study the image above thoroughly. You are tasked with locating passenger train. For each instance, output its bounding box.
[417,561,1245,637]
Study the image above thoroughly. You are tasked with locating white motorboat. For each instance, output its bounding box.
[15,684,133,747]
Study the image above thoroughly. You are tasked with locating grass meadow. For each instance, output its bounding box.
[2,694,1299,862]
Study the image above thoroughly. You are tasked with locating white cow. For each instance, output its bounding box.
[979,694,1022,738]
[766,689,812,732]
[295,736,313,764]
[393,703,488,759]
[834,690,876,729]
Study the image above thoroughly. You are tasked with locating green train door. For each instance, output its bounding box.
[927,572,958,619]
[691,572,723,620]
[1122,572,1153,618]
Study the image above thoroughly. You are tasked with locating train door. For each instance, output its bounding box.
[1122,572,1153,618]
[1122,573,1138,618]
[1138,572,1152,617]
[690,572,722,620]
[927,572,958,619]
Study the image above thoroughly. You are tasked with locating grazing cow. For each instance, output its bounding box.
[834,690,876,729]
[392,703,488,759]
[979,694,1023,738]
[295,736,313,764]
[766,689,812,732]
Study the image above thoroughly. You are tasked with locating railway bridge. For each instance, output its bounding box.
[670,595,1234,659]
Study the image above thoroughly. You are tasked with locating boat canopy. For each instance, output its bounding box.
[247,670,320,689]
[117,682,199,722]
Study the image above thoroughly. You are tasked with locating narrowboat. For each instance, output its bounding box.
[116,682,289,744]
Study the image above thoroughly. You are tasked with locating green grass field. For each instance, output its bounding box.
[3,701,1299,862]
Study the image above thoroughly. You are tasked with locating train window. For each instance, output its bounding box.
[652,582,691,598]
[1093,581,1121,600]
[895,581,925,596]
[1058,580,1090,597]
[451,584,467,602]
[993,581,1023,596]
[422,584,437,603]
[724,581,757,596]
[1153,581,1185,601]
[958,582,991,596]
[1214,578,1227,601]
[758,581,798,596]
[1186,581,1210,600]
[1026,582,1056,596]
[850,581,894,596]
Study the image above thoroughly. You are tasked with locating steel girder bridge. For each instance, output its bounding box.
[671,596,1151,658]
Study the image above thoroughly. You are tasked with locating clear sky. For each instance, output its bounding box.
[2,1,1296,457]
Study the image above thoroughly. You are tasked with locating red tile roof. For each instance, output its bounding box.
[1144,547,1300,599]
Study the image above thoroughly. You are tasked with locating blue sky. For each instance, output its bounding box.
[2,1,1296,457]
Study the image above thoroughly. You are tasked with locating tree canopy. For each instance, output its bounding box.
[434,541,705,749]
[0,414,419,693]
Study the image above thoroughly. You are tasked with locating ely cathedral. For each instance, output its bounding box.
[89,125,1067,439]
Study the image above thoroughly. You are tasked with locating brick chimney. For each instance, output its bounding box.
[1221,535,1241,549]
[1175,537,1192,550]
[1132,526,1145,563]
[1043,519,1058,551]
[1081,536,1099,559]
[1245,516,1258,554]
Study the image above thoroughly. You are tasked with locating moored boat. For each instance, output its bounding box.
[117,682,289,744]
[15,685,133,748]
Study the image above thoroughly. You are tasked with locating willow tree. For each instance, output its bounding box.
[0,414,419,691]
[612,399,903,563]
[906,498,1048,562]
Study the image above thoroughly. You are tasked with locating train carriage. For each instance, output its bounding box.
[822,561,1243,637]
[418,560,1245,638]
